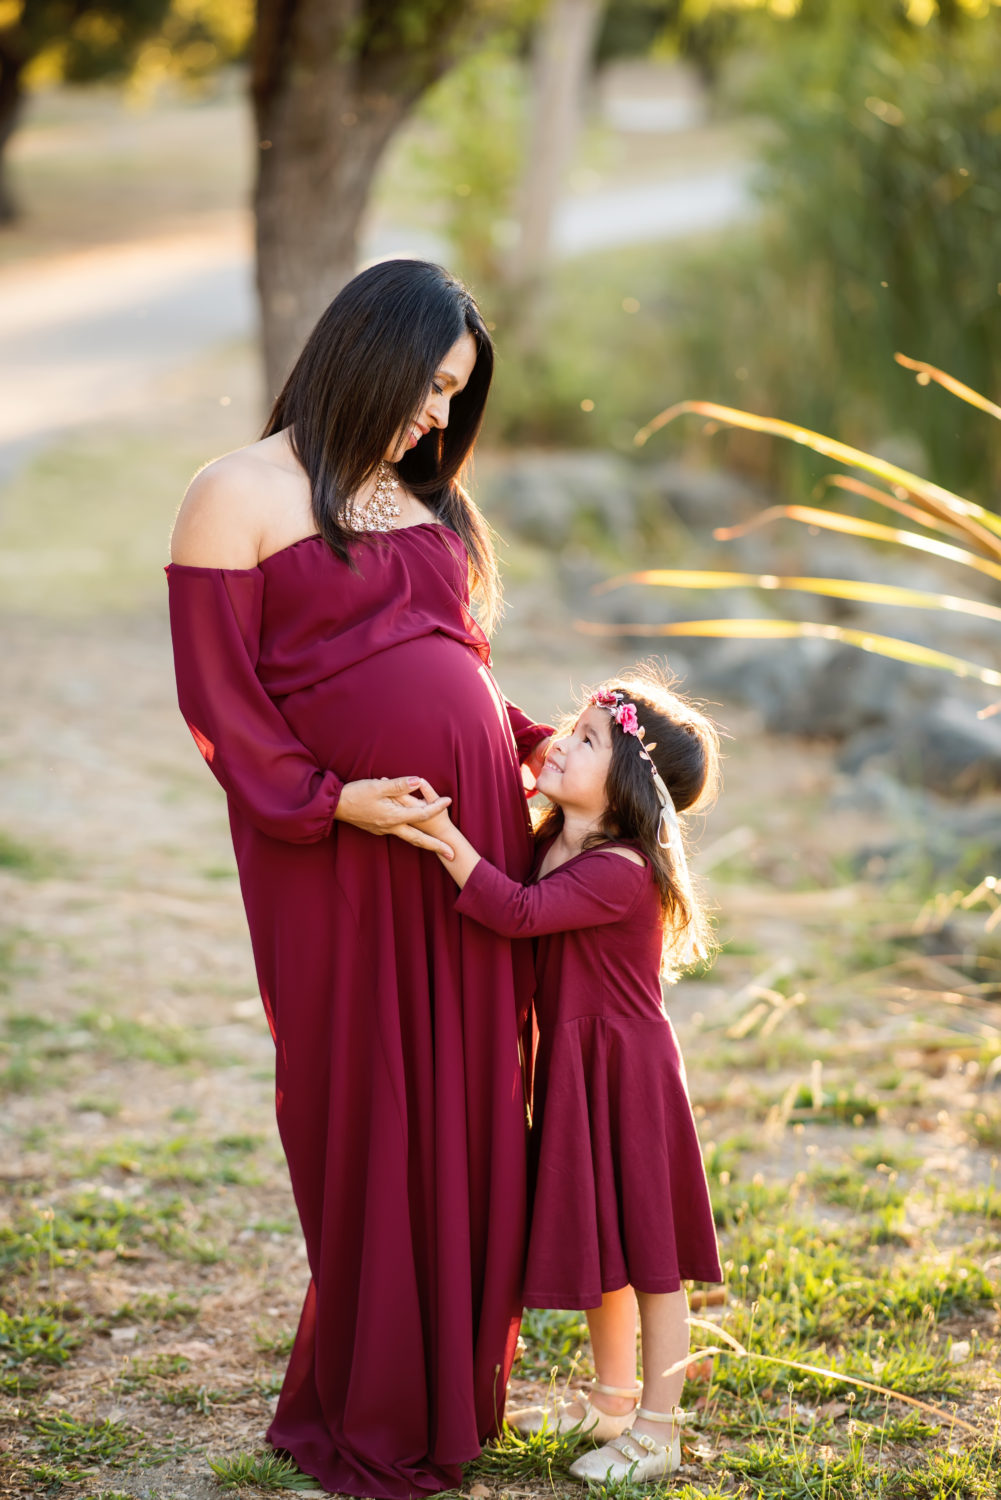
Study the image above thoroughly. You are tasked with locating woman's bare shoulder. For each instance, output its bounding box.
[171,437,306,568]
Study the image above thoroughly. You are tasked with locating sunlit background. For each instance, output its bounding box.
[2,1,1001,1494]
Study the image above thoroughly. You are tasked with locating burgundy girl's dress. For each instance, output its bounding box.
[166,525,551,1499]
[455,845,722,1310]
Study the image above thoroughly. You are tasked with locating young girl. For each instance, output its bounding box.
[418,671,723,1482]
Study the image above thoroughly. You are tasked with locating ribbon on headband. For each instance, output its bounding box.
[589,689,705,965]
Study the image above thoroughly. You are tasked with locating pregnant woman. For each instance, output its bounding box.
[166,260,551,1498]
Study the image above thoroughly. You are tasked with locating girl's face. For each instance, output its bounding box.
[385,330,478,463]
[535,706,614,819]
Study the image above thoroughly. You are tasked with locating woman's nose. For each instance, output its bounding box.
[426,394,449,429]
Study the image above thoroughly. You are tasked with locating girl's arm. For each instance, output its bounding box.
[415,782,646,937]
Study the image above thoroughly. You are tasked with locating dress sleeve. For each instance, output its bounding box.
[455,850,647,938]
[504,698,554,764]
[167,563,343,844]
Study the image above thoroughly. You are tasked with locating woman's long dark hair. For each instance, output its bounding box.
[262,259,501,630]
[535,667,721,977]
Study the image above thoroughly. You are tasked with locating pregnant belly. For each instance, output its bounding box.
[277,633,517,796]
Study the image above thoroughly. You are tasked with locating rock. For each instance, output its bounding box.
[769,645,938,739]
[482,451,642,550]
[643,459,763,535]
[886,697,1001,796]
[686,635,834,732]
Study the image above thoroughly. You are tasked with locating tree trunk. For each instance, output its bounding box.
[506,0,603,318]
[252,0,485,401]
[0,33,26,224]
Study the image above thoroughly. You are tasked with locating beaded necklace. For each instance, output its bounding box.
[347,460,402,532]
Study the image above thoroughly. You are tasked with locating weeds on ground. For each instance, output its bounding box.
[208,1450,318,1489]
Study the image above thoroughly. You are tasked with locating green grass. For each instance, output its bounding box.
[0,429,229,615]
[110,1290,200,1325]
[0,829,62,879]
[33,1413,136,1467]
[88,1133,263,1188]
[0,1186,219,1277]
[0,1306,82,1369]
[0,1005,209,1097]
[254,1326,295,1356]
[966,1107,1001,1151]
[945,1183,1001,1222]
[73,1095,123,1117]
[470,1423,587,1485]
[76,1008,205,1068]
[207,1450,319,1490]
[518,1309,592,1380]
[808,1162,907,1210]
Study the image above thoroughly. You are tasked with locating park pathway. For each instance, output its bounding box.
[0,164,749,479]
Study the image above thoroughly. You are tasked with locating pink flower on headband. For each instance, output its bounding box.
[589,689,640,736]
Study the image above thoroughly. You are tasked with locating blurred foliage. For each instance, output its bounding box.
[403,0,1001,496]
[484,245,682,451]
[407,37,526,292]
[666,1,1001,501]
[5,1,250,92]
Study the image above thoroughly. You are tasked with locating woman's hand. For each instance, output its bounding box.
[523,736,551,797]
[334,777,454,856]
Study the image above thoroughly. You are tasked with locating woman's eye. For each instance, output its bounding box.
[432,382,444,395]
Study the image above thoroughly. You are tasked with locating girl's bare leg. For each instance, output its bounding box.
[630,1287,689,1442]
[555,1285,638,1420]
[585,1285,639,1415]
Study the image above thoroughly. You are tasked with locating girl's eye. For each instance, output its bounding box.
[583,735,591,746]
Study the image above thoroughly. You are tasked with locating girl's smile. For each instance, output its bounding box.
[536,706,614,817]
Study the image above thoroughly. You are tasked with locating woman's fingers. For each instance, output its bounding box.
[384,775,425,797]
[408,792,453,828]
[391,824,454,858]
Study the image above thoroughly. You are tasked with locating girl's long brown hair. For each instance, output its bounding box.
[262,259,501,632]
[535,668,721,978]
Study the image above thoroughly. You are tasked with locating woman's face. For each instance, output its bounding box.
[385,330,478,463]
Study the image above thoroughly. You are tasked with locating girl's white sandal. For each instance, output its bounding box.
[506,1380,641,1440]
[567,1405,682,1482]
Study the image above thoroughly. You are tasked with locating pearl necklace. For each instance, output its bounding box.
[347,460,401,533]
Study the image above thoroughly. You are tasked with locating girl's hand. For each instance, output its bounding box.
[413,779,481,887]
[334,777,453,856]
[410,779,456,850]
[524,736,551,797]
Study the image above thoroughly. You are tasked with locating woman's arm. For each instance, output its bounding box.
[168,466,453,850]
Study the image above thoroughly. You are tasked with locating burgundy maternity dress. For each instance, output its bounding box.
[455,845,722,1310]
[166,524,550,1498]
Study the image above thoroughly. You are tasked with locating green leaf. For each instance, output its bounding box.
[575,616,1001,691]
[593,568,1001,623]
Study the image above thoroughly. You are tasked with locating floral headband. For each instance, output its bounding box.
[589,688,704,963]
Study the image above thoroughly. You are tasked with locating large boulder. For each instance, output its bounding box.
[481,451,642,551]
[870,697,1001,797]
